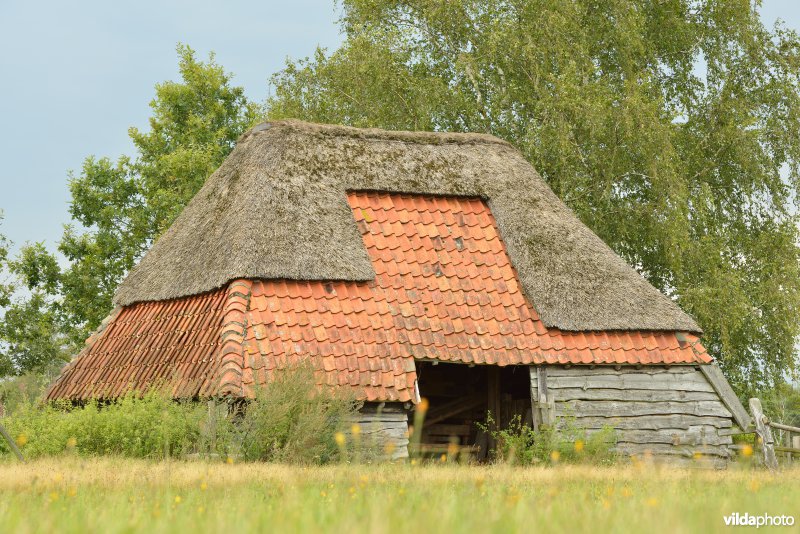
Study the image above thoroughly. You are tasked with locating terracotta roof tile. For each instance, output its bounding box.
[48,192,711,402]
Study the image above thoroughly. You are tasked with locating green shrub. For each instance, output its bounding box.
[233,364,362,464]
[483,415,617,466]
[0,390,233,459]
[0,364,361,464]
[0,369,59,416]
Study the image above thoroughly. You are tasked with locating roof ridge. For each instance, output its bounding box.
[211,279,253,398]
[239,119,514,148]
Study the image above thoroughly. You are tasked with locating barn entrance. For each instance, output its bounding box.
[412,361,532,461]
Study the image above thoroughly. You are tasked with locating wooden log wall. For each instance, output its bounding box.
[346,402,409,460]
[530,365,736,468]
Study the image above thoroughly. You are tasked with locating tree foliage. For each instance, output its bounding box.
[56,44,260,342]
[267,0,800,395]
[0,45,260,375]
[0,215,11,310]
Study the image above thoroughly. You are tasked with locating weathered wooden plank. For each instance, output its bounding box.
[343,405,411,460]
[529,366,539,429]
[619,453,730,470]
[550,388,719,402]
[557,400,732,418]
[718,427,755,437]
[546,366,699,377]
[0,422,24,463]
[615,442,731,458]
[614,428,733,446]
[536,367,555,426]
[699,364,751,430]
[546,373,715,393]
[355,428,408,438]
[750,398,778,470]
[768,421,800,433]
[425,395,484,426]
[351,416,407,425]
[564,414,733,430]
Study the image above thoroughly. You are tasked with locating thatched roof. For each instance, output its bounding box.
[114,120,700,333]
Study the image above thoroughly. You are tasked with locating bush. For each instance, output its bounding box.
[0,368,60,416]
[233,364,362,464]
[0,390,232,459]
[0,363,362,464]
[483,415,617,466]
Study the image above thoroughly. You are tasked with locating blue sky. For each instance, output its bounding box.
[0,1,798,253]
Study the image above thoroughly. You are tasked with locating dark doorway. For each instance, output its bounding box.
[412,361,532,460]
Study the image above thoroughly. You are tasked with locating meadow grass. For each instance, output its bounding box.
[0,458,797,533]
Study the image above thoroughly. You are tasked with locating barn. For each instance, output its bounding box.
[46,120,750,466]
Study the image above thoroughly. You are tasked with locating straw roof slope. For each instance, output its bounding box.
[114,120,700,333]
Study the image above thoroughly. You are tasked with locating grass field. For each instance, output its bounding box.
[0,458,797,533]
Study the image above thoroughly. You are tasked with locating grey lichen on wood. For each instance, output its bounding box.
[534,365,738,465]
[700,364,752,431]
[749,398,778,470]
[346,402,409,460]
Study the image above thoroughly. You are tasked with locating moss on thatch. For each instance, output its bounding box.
[114,120,700,333]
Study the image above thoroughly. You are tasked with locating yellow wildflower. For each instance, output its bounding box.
[418,398,430,413]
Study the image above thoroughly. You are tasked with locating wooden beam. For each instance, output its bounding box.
[699,364,752,431]
[487,367,500,452]
[768,421,800,434]
[0,422,25,463]
[424,395,484,427]
[749,398,778,470]
[530,366,555,430]
[774,446,800,455]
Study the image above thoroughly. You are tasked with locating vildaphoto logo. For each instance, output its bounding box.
[723,513,795,528]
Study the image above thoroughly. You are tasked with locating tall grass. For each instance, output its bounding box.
[0,458,794,534]
[480,415,617,465]
[0,364,360,463]
[0,392,219,459]
[231,364,361,463]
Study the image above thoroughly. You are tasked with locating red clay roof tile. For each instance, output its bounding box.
[47,192,711,402]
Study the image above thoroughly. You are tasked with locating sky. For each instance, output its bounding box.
[0,0,344,253]
[0,1,798,254]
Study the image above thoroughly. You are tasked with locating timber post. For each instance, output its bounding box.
[529,366,555,431]
[749,398,778,471]
[0,422,25,463]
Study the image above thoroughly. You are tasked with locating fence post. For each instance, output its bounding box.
[749,398,778,471]
[0,422,25,463]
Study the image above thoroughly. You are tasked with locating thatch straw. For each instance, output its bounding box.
[114,120,700,332]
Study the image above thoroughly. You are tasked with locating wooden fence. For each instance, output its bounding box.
[749,398,800,471]
[0,422,25,463]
